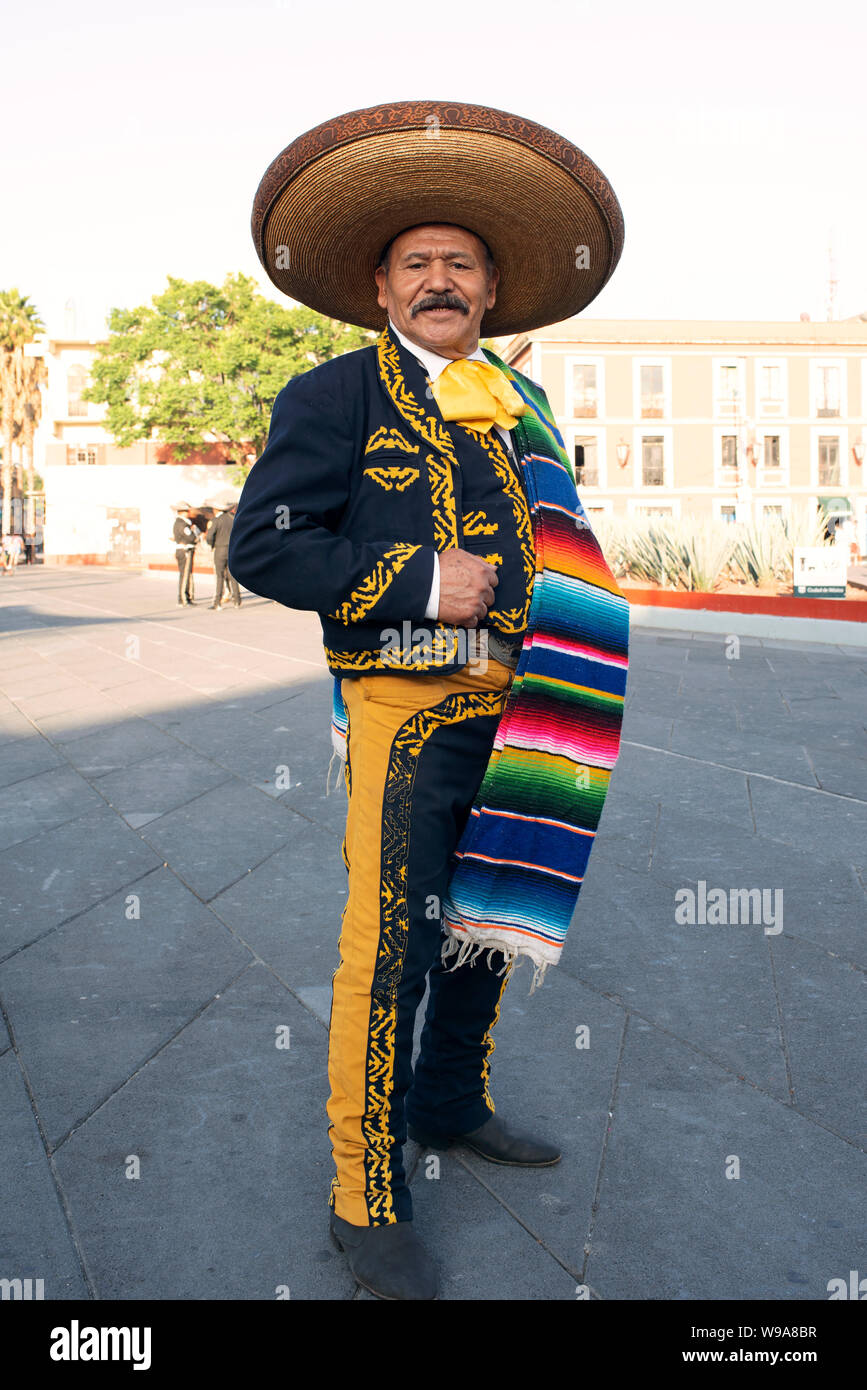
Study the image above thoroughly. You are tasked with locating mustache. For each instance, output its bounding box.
[411,293,469,317]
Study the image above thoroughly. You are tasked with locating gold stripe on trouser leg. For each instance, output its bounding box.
[481,961,513,1112]
[327,670,446,1225]
[327,659,514,1226]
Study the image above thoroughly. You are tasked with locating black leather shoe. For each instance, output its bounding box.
[408,1113,561,1167]
[329,1212,438,1300]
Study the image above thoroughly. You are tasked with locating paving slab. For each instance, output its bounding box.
[567,859,790,1097]
[0,805,162,958]
[0,706,41,743]
[613,742,754,833]
[0,645,58,673]
[651,803,866,964]
[769,934,867,1145]
[408,1150,580,1299]
[13,683,112,719]
[50,717,178,777]
[92,746,233,821]
[0,733,65,790]
[421,963,625,1281]
[0,765,104,851]
[33,700,135,743]
[619,709,673,749]
[804,746,867,800]
[0,1052,89,1299]
[139,780,295,900]
[669,718,818,785]
[585,1019,867,1300]
[748,775,867,868]
[209,817,345,989]
[0,868,253,1147]
[0,661,59,689]
[594,789,659,870]
[52,964,352,1300]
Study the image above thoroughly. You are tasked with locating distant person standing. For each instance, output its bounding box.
[2,532,23,572]
[172,502,199,606]
[205,501,241,610]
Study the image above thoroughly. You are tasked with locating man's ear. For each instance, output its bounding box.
[486,265,500,310]
[374,266,388,310]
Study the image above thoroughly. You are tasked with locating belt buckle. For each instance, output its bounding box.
[484,630,522,670]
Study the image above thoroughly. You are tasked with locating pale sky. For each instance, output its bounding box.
[4,0,866,339]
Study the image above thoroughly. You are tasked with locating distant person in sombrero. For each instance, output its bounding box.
[229,100,630,1301]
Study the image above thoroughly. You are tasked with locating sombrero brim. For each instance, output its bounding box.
[251,100,624,337]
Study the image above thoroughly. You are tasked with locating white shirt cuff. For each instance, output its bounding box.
[424,552,440,620]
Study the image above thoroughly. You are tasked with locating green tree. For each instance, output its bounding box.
[84,273,372,463]
[0,289,45,534]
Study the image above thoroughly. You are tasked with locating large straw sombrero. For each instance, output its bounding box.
[251,100,624,337]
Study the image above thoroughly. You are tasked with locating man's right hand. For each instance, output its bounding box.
[437,549,498,626]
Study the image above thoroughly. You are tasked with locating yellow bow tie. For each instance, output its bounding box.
[430,358,527,434]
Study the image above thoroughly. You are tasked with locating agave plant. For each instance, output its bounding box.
[664,520,736,591]
[591,511,832,592]
[590,517,629,579]
[593,517,736,591]
[727,506,830,587]
[727,519,782,587]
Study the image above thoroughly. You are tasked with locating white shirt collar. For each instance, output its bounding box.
[388,319,487,382]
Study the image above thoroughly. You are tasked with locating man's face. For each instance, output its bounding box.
[374,224,499,359]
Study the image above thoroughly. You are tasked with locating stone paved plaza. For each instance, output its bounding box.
[1,565,865,1300]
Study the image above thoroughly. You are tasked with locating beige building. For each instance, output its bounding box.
[500,318,867,552]
[31,335,238,565]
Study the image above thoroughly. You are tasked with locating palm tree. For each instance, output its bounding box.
[0,289,45,535]
[18,355,48,535]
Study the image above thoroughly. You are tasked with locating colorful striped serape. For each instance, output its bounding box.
[439,351,629,989]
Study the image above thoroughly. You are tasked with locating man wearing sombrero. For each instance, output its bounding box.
[229,100,630,1300]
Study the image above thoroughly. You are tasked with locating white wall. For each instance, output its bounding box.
[42,463,237,561]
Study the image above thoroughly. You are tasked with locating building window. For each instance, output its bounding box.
[756,359,787,418]
[762,505,784,521]
[816,366,841,417]
[572,364,598,417]
[818,437,840,485]
[642,436,664,486]
[718,364,742,414]
[760,365,782,406]
[574,437,599,487]
[640,364,665,418]
[636,504,673,517]
[720,505,737,524]
[721,436,738,470]
[67,365,88,418]
[763,436,780,468]
[69,447,97,466]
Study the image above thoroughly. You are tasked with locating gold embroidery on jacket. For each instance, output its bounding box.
[372,328,462,666]
[327,541,421,625]
[377,332,459,552]
[365,426,419,456]
[482,553,504,567]
[426,453,458,551]
[462,425,535,634]
[462,510,499,537]
[324,629,462,672]
[363,465,420,492]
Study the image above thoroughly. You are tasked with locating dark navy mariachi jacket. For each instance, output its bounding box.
[228,326,537,678]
